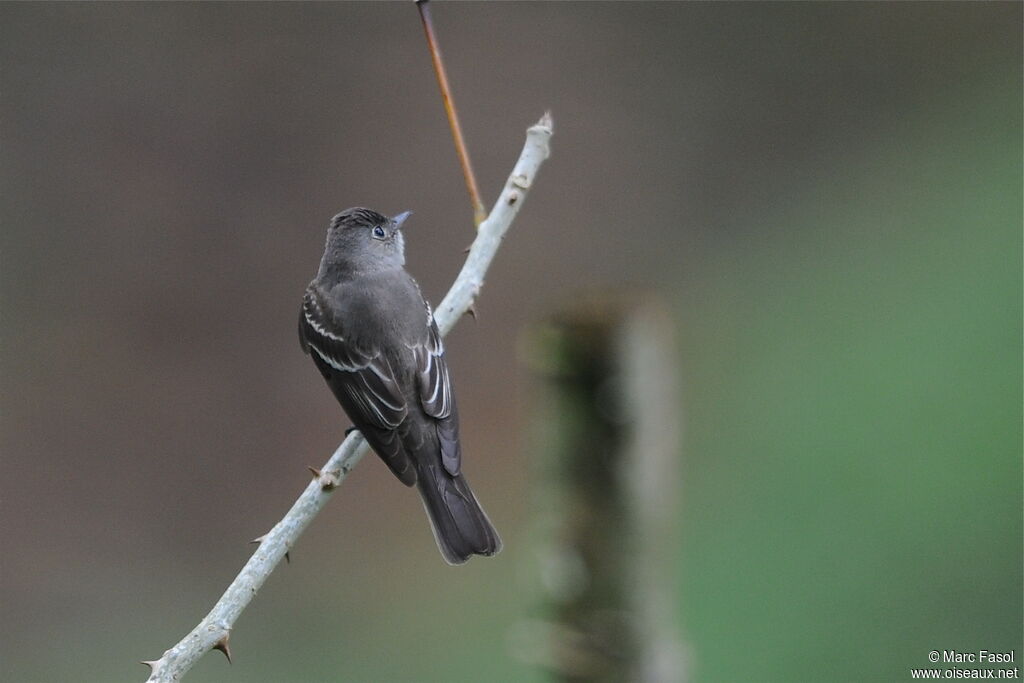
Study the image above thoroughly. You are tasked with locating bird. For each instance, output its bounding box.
[298,207,501,564]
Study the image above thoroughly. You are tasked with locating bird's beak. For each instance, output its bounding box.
[392,211,413,229]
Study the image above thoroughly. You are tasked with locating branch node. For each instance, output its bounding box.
[322,470,341,490]
[308,465,340,489]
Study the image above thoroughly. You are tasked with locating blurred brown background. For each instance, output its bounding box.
[2,3,1020,682]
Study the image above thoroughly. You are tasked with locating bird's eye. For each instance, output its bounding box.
[372,226,386,239]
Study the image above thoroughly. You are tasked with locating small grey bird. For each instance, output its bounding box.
[299,207,501,564]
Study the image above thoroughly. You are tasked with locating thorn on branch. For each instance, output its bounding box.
[466,305,478,320]
[213,634,232,664]
[140,659,159,670]
[251,533,290,563]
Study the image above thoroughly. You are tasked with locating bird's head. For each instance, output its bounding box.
[319,207,412,277]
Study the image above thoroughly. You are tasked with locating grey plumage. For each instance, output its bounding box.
[299,207,501,564]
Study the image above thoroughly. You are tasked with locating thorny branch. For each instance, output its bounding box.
[142,113,553,683]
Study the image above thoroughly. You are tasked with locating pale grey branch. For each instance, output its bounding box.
[143,114,552,683]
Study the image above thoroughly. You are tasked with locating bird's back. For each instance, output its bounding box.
[324,267,431,366]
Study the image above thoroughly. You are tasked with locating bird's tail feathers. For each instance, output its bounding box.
[415,461,501,565]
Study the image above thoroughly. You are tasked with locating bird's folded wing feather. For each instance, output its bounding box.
[413,314,451,419]
[410,309,461,476]
[299,286,414,483]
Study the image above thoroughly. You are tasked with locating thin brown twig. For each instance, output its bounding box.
[416,0,487,227]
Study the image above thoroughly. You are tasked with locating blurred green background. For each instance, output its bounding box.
[2,3,1020,682]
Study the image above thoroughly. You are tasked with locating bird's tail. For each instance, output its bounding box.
[415,460,501,565]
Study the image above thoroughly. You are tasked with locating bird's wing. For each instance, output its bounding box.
[409,305,461,476]
[299,285,414,484]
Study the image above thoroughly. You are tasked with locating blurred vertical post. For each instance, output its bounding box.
[523,294,688,682]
